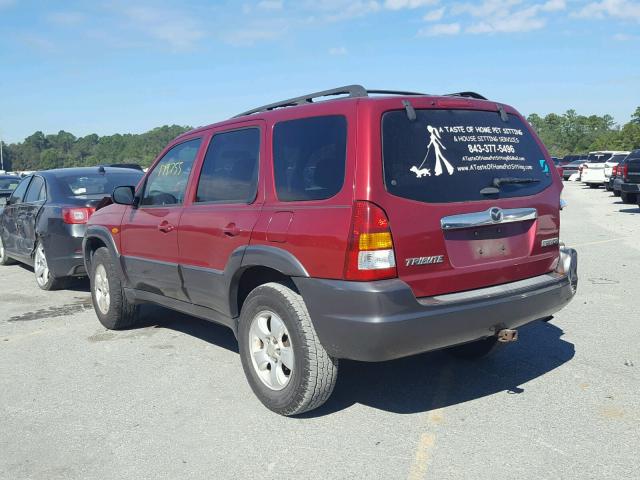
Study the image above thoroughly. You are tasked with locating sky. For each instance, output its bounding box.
[1,0,639,144]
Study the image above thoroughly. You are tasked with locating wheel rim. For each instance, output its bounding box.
[34,243,50,287]
[248,310,294,391]
[93,264,110,315]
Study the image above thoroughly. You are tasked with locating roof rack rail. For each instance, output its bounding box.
[233,86,487,118]
[233,85,368,118]
[367,89,427,96]
[445,91,488,100]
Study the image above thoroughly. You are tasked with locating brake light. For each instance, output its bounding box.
[62,207,95,224]
[344,201,397,281]
[623,163,629,180]
[612,165,618,176]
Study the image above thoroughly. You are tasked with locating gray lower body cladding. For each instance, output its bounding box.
[295,250,577,362]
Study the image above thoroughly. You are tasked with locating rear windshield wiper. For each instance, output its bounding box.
[492,177,540,187]
[480,177,540,195]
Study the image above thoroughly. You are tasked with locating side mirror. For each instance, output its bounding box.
[112,186,136,206]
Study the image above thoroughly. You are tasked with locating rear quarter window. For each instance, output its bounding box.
[382,109,553,203]
[273,115,346,202]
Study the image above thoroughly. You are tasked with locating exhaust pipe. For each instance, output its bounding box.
[497,329,518,343]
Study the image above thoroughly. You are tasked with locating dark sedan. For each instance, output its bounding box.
[561,159,585,180]
[0,167,143,290]
[0,175,21,204]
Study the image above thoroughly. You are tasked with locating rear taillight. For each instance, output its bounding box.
[62,207,95,224]
[612,165,618,176]
[623,163,629,180]
[344,201,397,281]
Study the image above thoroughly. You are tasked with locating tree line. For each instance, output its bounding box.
[527,107,640,157]
[1,125,191,171]
[2,107,640,172]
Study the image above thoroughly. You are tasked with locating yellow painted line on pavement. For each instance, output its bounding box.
[406,364,454,480]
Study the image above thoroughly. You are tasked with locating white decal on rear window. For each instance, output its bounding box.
[411,125,455,178]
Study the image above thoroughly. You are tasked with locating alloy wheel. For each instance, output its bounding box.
[93,264,111,315]
[248,310,295,391]
[34,243,50,287]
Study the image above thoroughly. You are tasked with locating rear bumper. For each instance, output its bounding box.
[42,226,87,277]
[581,170,605,184]
[296,248,578,362]
[620,182,640,193]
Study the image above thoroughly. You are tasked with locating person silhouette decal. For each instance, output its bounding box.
[426,125,454,176]
[410,125,455,178]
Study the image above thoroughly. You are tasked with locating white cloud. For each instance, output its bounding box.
[47,12,86,26]
[612,32,638,40]
[329,46,348,55]
[541,0,566,12]
[257,0,284,10]
[574,0,640,22]
[222,22,288,46]
[423,7,445,21]
[121,6,205,51]
[448,0,566,34]
[418,22,460,36]
[0,0,15,8]
[384,0,439,10]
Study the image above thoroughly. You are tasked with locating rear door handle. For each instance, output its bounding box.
[223,223,240,237]
[157,220,175,233]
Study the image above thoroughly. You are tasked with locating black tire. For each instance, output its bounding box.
[613,190,621,197]
[588,184,599,189]
[90,247,138,330]
[34,240,66,291]
[621,192,637,204]
[447,337,502,359]
[0,234,16,265]
[238,282,338,416]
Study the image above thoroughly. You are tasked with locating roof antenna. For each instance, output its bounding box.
[98,166,106,174]
[402,100,416,121]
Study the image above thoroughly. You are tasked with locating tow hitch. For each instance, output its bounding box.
[497,329,518,343]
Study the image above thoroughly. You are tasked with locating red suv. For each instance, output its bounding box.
[83,86,578,416]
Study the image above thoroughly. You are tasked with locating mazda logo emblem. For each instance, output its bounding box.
[490,207,503,223]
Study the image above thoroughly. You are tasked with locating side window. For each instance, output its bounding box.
[24,176,46,203]
[140,139,201,206]
[9,177,32,205]
[195,128,260,203]
[273,115,347,202]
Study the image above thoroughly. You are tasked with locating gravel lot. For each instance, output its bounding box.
[1,182,638,480]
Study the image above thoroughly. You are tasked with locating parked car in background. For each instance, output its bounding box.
[0,174,21,205]
[561,159,584,180]
[604,152,630,191]
[83,85,578,416]
[551,157,564,179]
[0,167,143,289]
[619,149,640,205]
[611,154,633,196]
[580,151,617,187]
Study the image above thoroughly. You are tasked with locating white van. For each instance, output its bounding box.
[581,151,628,187]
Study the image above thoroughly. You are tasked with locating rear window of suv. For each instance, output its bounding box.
[607,154,627,164]
[382,109,553,203]
[586,153,612,163]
